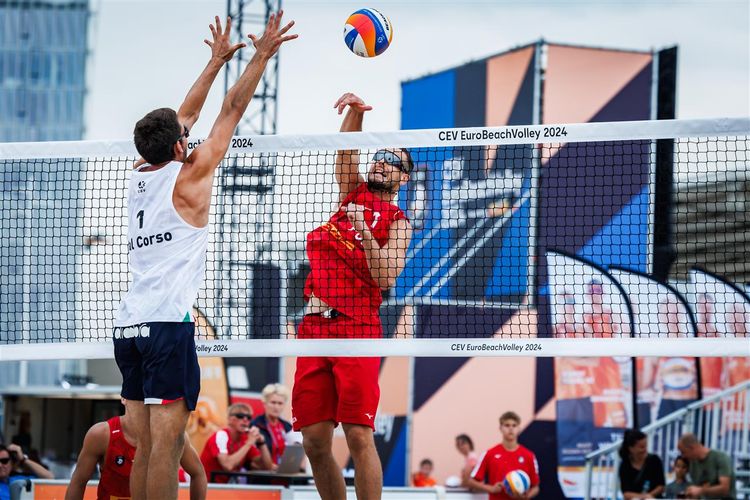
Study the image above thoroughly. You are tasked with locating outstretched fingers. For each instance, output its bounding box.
[214,15,222,36]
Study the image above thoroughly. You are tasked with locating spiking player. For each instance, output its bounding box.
[292,92,414,500]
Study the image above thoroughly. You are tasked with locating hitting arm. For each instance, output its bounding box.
[333,93,372,203]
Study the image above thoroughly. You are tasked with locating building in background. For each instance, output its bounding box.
[0,0,90,394]
[0,0,88,141]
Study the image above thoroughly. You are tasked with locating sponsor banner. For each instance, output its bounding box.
[608,268,699,426]
[546,251,633,338]
[548,252,634,498]
[689,268,750,338]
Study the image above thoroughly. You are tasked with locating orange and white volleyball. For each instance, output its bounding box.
[343,8,393,58]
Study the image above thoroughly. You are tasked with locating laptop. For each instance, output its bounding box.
[275,444,306,474]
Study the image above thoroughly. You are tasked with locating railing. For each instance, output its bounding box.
[584,379,750,500]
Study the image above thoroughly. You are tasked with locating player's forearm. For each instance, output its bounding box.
[221,52,271,121]
[334,109,365,191]
[360,230,398,289]
[178,57,225,127]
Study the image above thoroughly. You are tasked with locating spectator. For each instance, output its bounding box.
[455,434,478,486]
[412,459,437,487]
[664,456,690,499]
[1,443,53,500]
[618,429,665,499]
[677,433,735,499]
[64,401,205,500]
[466,411,540,499]
[200,404,273,483]
[250,384,293,469]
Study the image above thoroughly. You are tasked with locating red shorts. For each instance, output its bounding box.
[292,314,381,430]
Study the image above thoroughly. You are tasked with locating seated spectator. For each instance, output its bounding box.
[251,384,293,469]
[200,404,273,483]
[664,455,690,499]
[1,443,53,499]
[677,433,735,499]
[412,459,437,487]
[455,434,478,486]
[618,429,665,499]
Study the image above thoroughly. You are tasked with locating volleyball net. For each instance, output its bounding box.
[0,117,749,360]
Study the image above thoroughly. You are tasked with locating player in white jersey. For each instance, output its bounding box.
[112,13,296,500]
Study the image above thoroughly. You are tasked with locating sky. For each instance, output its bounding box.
[84,0,750,140]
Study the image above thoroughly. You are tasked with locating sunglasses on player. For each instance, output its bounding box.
[0,457,11,465]
[176,124,190,143]
[231,413,253,420]
[372,149,409,173]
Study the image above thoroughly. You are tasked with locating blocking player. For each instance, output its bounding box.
[292,92,414,500]
[112,13,296,500]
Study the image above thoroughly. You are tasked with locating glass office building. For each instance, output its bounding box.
[0,0,90,386]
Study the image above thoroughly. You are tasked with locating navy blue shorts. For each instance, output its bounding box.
[113,322,200,411]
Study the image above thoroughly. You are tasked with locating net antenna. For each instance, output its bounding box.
[217,0,283,337]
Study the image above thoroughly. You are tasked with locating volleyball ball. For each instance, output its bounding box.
[503,470,530,496]
[343,8,393,58]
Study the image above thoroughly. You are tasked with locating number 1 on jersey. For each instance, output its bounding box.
[136,210,144,229]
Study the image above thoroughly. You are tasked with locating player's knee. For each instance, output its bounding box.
[303,434,332,460]
[344,427,374,456]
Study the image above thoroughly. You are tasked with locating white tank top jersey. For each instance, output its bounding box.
[114,161,209,326]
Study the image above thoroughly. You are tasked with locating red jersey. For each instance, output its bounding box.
[472,443,539,500]
[200,428,261,483]
[267,420,286,465]
[304,183,407,327]
[97,416,136,500]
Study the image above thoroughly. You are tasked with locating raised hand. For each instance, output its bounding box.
[334,92,373,115]
[205,16,245,62]
[248,10,297,59]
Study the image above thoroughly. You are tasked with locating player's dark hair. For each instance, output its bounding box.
[456,434,474,451]
[618,429,646,460]
[133,108,182,165]
[420,458,433,467]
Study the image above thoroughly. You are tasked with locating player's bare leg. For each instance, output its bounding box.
[147,403,189,500]
[343,423,382,500]
[302,421,347,500]
[126,400,150,500]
